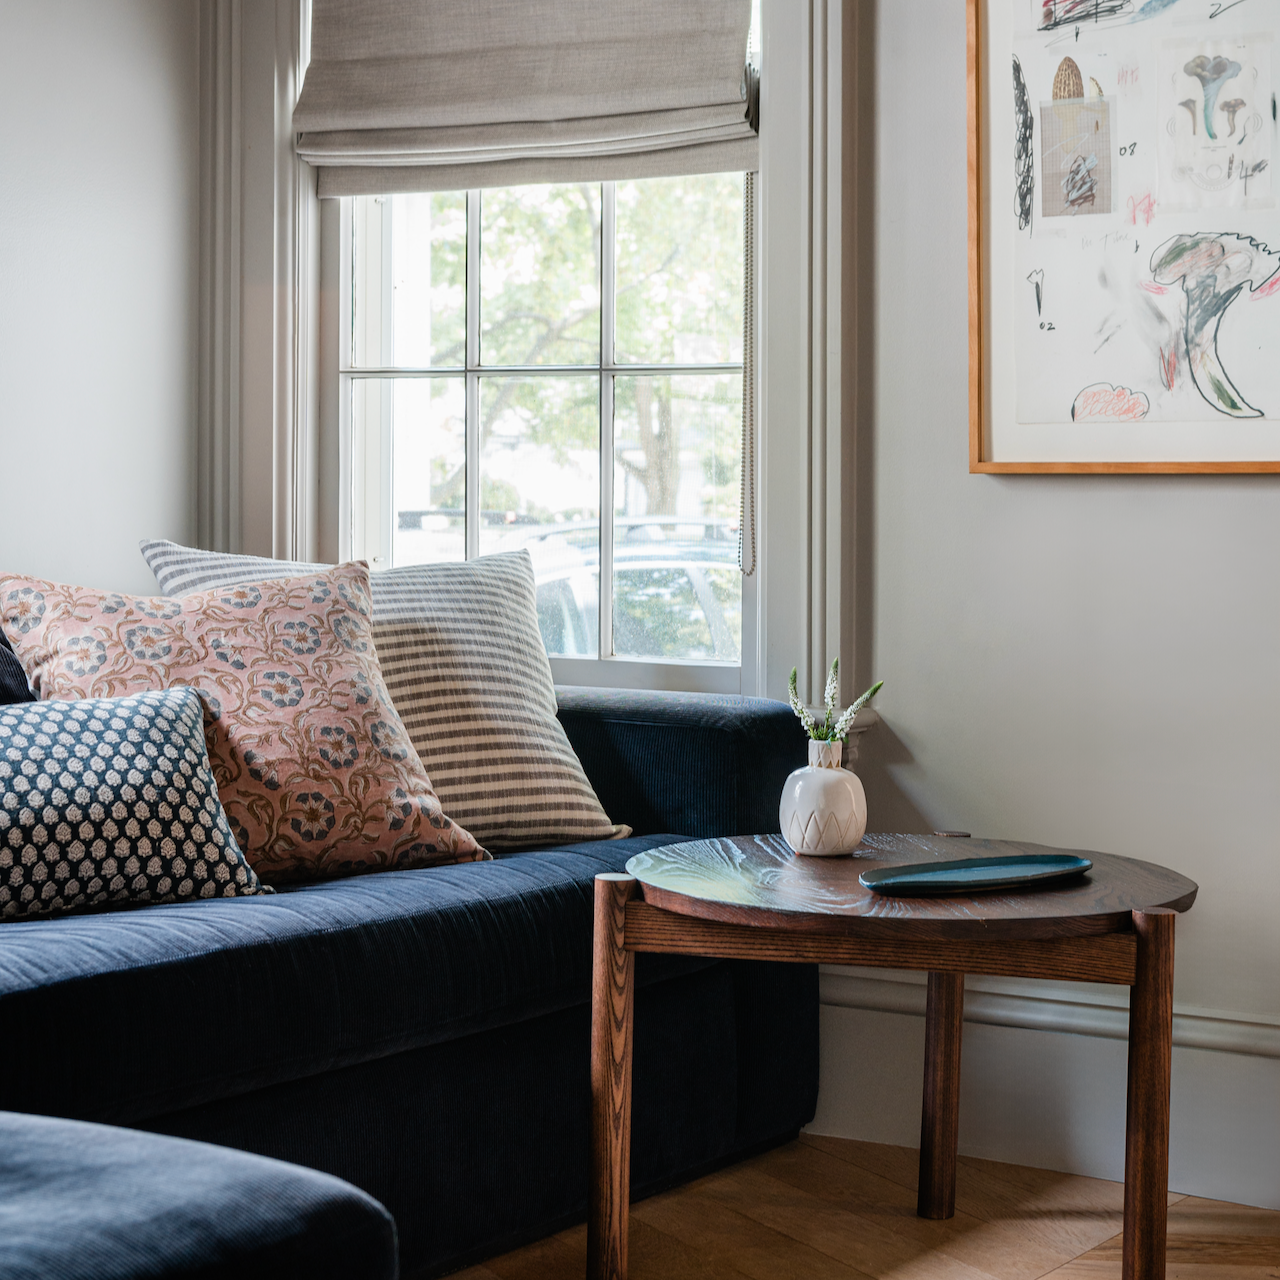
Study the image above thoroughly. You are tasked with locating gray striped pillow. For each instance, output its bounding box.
[139,540,628,851]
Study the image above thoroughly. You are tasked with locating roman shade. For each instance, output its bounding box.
[294,0,759,197]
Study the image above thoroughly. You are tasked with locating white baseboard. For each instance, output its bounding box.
[810,968,1280,1210]
[819,966,1280,1057]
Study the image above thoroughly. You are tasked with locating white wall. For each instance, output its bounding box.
[0,0,198,594]
[811,0,1280,1210]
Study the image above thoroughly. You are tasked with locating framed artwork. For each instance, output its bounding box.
[969,0,1280,472]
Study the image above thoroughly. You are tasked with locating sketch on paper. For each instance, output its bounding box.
[1071,383,1151,420]
[1040,60,1114,217]
[1009,0,1280,437]
[1014,56,1035,229]
[1159,36,1272,210]
[1150,232,1280,416]
[1028,268,1045,312]
[1037,0,1190,33]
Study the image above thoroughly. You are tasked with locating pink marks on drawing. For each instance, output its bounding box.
[1117,65,1140,88]
[1140,281,1168,295]
[1159,347,1178,391]
[1071,383,1151,422]
[1127,194,1156,226]
[1251,272,1280,299]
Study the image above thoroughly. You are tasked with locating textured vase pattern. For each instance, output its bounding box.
[779,739,867,856]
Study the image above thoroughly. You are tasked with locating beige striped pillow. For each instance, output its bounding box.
[140,541,628,850]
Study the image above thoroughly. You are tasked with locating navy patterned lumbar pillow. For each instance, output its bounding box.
[0,626,34,705]
[0,687,271,920]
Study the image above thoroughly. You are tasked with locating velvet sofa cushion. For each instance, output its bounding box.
[0,565,485,882]
[0,834,711,1126]
[0,1110,397,1280]
[555,685,809,837]
[0,689,268,920]
[0,626,34,705]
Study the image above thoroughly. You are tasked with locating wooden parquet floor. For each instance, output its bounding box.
[453,1135,1280,1280]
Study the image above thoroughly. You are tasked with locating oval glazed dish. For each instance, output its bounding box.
[857,852,1093,897]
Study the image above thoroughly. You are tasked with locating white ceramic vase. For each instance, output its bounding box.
[779,739,867,856]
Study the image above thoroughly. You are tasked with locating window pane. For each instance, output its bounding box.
[479,375,600,656]
[351,193,467,369]
[614,568,714,659]
[615,174,744,365]
[351,378,466,567]
[480,184,601,367]
[613,374,742,662]
[391,378,466,566]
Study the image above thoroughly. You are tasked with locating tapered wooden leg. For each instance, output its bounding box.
[588,874,638,1280]
[1123,908,1175,1280]
[918,970,965,1219]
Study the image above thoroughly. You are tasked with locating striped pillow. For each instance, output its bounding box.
[140,540,628,851]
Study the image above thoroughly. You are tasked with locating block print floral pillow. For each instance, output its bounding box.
[0,563,487,882]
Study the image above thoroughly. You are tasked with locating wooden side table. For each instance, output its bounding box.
[587,832,1197,1280]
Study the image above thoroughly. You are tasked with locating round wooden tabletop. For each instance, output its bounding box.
[625,833,1198,940]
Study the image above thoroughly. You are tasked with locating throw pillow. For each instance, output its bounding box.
[139,540,629,851]
[0,687,268,919]
[0,627,34,705]
[0,564,487,881]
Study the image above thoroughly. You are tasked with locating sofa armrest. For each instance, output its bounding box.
[555,686,808,839]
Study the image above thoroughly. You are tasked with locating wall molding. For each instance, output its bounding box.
[197,0,317,560]
[820,966,1280,1059]
[758,0,853,704]
[196,0,242,553]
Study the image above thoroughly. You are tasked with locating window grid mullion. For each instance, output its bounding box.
[343,362,743,377]
[599,182,616,661]
[464,189,481,560]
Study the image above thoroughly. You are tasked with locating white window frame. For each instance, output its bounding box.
[334,181,759,696]
[310,0,848,706]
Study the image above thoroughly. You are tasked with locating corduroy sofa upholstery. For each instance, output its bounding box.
[0,1111,398,1280]
[0,686,816,1278]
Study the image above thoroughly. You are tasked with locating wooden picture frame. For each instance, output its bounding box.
[969,0,1280,474]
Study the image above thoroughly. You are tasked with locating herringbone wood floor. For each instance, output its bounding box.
[453,1135,1280,1279]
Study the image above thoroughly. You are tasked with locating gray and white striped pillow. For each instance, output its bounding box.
[139,540,628,851]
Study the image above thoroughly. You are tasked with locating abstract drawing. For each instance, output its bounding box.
[1159,36,1271,210]
[1150,233,1280,417]
[1071,383,1151,420]
[1014,56,1035,230]
[1184,55,1242,139]
[1027,269,1045,313]
[1037,0,1188,32]
[982,0,1280,467]
[1040,78,1113,217]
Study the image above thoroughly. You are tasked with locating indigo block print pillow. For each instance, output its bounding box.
[0,688,268,920]
[0,563,485,882]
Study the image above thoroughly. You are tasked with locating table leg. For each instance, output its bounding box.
[918,971,965,1219]
[588,874,637,1280]
[1122,908,1176,1280]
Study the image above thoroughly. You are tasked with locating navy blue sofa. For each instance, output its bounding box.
[0,682,815,1278]
[0,1111,398,1280]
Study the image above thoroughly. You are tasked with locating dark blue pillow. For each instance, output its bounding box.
[0,687,271,919]
[0,627,34,705]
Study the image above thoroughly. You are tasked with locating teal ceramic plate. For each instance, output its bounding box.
[858,853,1092,897]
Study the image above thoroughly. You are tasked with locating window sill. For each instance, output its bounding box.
[548,657,742,696]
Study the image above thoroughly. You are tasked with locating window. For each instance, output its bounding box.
[341,175,750,688]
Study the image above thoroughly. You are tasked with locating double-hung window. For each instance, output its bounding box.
[341,173,750,691]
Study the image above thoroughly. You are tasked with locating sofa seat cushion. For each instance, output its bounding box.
[0,833,711,1125]
[0,1110,397,1280]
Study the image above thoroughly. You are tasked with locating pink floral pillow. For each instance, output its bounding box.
[0,563,486,882]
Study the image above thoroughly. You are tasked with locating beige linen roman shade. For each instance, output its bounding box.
[293,0,759,196]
